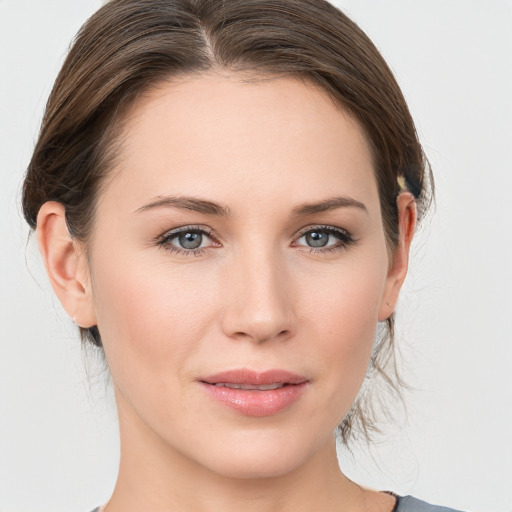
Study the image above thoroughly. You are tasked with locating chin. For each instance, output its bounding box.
[190,426,332,480]
[204,453,306,481]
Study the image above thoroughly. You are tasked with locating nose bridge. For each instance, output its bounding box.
[221,242,294,343]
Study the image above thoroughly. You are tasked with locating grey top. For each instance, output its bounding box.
[395,495,463,511]
[90,495,464,512]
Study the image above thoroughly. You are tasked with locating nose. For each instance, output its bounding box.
[220,246,296,344]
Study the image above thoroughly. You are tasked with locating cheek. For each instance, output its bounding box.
[90,252,219,385]
[298,253,388,412]
[301,251,387,341]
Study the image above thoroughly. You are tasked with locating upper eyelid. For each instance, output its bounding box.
[158,225,216,240]
[293,224,351,239]
[158,223,348,236]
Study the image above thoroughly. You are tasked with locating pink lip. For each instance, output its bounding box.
[199,369,309,417]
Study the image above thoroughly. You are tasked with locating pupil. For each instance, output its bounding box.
[306,231,328,247]
[179,231,202,249]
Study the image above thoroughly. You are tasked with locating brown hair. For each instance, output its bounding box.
[22,0,432,443]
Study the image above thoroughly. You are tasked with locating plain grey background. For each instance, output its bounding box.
[1,1,511,511]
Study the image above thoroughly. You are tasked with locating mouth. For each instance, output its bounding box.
[201,368,308,386]
[211,382,290,391]
[199,369,309,416]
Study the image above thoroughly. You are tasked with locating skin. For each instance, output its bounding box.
[37,72,416,512]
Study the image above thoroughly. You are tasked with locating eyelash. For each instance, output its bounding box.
[156,225,356,257]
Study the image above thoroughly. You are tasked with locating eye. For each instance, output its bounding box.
[294,226,355,252]
[157,226,219,255]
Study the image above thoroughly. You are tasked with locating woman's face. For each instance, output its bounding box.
[82,73,403,478]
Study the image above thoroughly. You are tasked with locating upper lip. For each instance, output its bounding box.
[200,369,308,386]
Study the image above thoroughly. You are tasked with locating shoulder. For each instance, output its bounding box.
[396,495,465,512]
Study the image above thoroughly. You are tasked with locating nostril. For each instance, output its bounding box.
[220,298,295,343]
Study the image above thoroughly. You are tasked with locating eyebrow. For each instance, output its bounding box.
[135,194,367,217]
[135,196,231,216]
[291,196,368,216]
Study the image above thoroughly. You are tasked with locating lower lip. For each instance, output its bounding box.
[200,382,308,416]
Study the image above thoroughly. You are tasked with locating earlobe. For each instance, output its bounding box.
[36,202,96,328]
[378,192,417,321]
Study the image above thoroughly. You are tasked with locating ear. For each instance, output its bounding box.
[36,201,97,328]
[378,192,417,321]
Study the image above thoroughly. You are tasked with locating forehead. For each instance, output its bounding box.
[101,72,379,216]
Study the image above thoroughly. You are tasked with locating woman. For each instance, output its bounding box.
[20,0,461,510]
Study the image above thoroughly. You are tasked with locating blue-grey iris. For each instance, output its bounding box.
[306,231,329,247]
[179,231,202,249]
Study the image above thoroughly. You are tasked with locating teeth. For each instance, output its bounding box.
[214,382,286,390]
